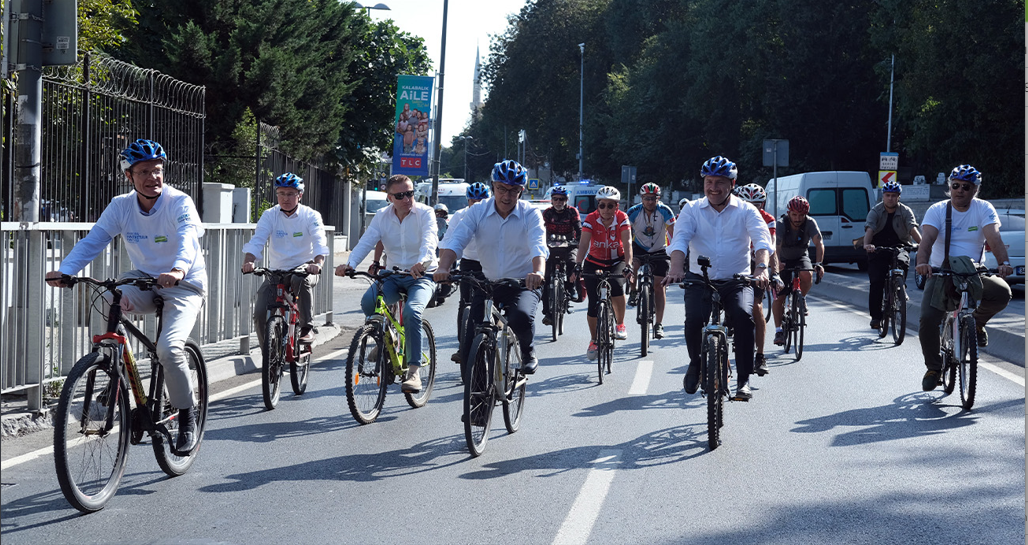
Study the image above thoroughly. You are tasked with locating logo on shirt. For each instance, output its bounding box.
[274,229,289,239]
[154,235,168,243]
[293,231,303,238]
[968,226,978,232]
[124,232,149,244]
[176,213,190,224]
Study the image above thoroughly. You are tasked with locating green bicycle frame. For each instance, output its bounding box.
[372,294,406,370]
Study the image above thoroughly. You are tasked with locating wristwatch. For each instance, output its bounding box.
[756,263,768,270]
[1000,261,1011,266]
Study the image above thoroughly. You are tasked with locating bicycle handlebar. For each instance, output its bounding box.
[344,267,413,282]
[57,274,167,290]
[247,266,320,278]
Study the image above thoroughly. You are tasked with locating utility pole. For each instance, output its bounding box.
[886,54,895,153]
[13,0,43,223]
[578,42,584,180]
[430,0,449,207]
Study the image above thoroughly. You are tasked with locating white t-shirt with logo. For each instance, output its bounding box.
[921,198,1000,267]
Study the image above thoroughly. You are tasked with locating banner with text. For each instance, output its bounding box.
[392,75,435,177]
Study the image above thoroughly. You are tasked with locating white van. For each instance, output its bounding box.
[415,179,470,214]
[565,182,604,215]
[764,171,875,269]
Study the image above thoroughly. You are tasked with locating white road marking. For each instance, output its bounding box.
[552,449,623,545]
[628,361,653,395]
[980,362,1025,387]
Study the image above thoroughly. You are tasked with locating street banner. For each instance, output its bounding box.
[392,75,434,177]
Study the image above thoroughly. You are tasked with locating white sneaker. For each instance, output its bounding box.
[401,366,422,393]
[615,324,628,340]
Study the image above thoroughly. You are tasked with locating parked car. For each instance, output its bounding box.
[983,209,1025,285]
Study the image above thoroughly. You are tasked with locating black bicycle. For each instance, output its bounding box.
[634,253,667,356]
[545,234,576,342]
[778,266,820,361]
[582,270,624,384]
[52,275,208,512]
[873,244,917,345]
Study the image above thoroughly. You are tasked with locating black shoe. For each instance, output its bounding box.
[521,354,539,375]
[683,367,700,394]
[976,325,988,347]
[922,369,940,391]
[754,353,769,376]
[542,315,553,326]
[176,407,197,454]
[869,319,881,330]
[627,293,638,307]
[773,330,785,346]
[451,352,462,364]
[733,381,752,401]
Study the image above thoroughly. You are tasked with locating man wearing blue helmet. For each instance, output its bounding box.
[446,182,491,363]
[862,181,921,330]
[45,139,207,453]
[242,172,329,348]
[436,160,548,374]
[915,165,1012,392]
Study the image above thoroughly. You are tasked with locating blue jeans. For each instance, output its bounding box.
[361,274,436,366]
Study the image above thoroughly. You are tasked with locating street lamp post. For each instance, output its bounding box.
[578,43,584,180]
[461,136,473,181]
[430,0,450,207]
[353,2,391,15]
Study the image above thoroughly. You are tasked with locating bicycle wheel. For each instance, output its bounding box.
[458,303,472,384]
[596,303,611,383]
[638,283,651,357]
[764,287,773,323]
[345,324,388,424]
[262,317,285,410]
[782,302,793,354]
[550,276,561,342]
[795,296,806,361]
[501,326,526,434]
[557,285,567,336]
[464,333,496,457]
[705,335,724,450]
[404,319,437,408]
[877,290,890,339]
[290,342,311,395]
[958,316,978,410]
[892,282,907,345]
[941,319,958,394]
[153,341,209,476]
[54,352,130,513]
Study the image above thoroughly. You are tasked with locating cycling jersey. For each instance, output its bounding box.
[627,202,675,252]
[582,209,630,264]
[543,206,582,244]
[759,208,776,238]
[776,215,821,261]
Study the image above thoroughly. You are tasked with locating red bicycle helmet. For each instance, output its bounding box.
[787,196,809,215]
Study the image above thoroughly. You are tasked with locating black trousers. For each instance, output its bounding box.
[683,274,755,380]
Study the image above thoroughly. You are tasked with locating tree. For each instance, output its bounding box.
[79,0,138,53]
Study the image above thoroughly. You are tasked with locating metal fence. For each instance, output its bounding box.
[1,52,206,222]
[1,223,336,412]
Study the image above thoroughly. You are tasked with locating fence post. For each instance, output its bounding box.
[24,230,45,411]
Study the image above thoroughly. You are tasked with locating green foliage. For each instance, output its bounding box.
[78,0,138,53]
[206,107,259,187]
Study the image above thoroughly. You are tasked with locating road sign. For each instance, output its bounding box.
[880,152,898,171]
[762,139,789,167]
[528,178,539,190]
[878,170,896,188]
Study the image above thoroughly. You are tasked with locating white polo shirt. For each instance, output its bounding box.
[242,204,330,269]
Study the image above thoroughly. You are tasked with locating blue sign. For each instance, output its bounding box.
[528,178,540,190]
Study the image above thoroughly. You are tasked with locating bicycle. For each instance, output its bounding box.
[633,253,667,356]
[52,275,209,513]
[933,268,990,410]
[545,234,575,342]
[342,269,437,424]
[582,269,624,384]
[246,267,317,410]
[680,256,755,450]
[872,244,917,345]
[450,273,529,457]
[778,266,820,361]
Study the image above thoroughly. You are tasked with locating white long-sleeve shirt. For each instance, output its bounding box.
[441,198,547,280]
[668,196,772,280]
[347,202,438,270]
[58,186,207,291]
[242,204,330,269]
[444,203,482,261]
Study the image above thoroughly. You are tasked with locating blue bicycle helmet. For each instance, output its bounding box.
[490,159,528,186]
[700,155,738,180]
[120,139,167,173]
[550,185,569,197]
[881,181,902,193]
[466,182,490,199]
[274,172,305,193]
[948,164,982,185]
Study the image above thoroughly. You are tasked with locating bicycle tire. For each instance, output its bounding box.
[892,282,907,345]
[958,315,978,410]
[764,287,773,323]
[290,343,311,395]
[54,351,130,513]
[639,282,651,357]
[550,276,561,342]
[501,326,526,434]
[705,335,723,450]
[153,341,208,476]
[877,289,890,339]
[596,303,611,383]
[458,303,472,384]
[795,296,806,361]
[262,317,285,410]
[605,302,614,375]
[464,333,495,457]
[782,301,793,354]
[557,286,566,336]
[345,324,388,424]
[404,319,437,408]
[941,319,958,394]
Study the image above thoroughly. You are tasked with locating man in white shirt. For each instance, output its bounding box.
[45,139,206,453]
[914,164,1012,391]
[446,182,491,364]
[434,160,548,374]
[664,156,771,400]
[241,173,329,348]
[336,174,437,393]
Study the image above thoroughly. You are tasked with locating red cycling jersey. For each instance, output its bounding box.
[582,209,631,264]
[759,208,776,238]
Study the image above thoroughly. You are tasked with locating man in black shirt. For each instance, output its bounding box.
[862,181,922,329]
[542,186,583,324]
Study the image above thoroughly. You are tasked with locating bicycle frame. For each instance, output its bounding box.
[370,293,407,371]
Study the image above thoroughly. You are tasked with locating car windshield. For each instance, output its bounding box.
[438,195,468,214]
[997,213,1025,232]
[366,199,390,213]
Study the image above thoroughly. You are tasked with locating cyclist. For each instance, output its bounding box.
[573,186,633,360]
[44,139,206,452]
[862,180,921,330]
[446,182,491,363]
[771,196,824,346]
[914,165,1012,391]
[435,203,449,239]
[241,173,328,349]
[435,159,548,374]
[664,156,771,400]
[678,197,691,213]
[542,185,583,326]
[626,182,675,339]
[734,183,780,375]
[335,174,438,394]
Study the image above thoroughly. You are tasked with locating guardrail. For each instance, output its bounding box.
[1,222,335,412]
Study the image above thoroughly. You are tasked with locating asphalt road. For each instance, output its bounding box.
[1,274,1024,544]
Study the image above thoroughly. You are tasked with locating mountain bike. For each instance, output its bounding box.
[779,266,820,361]
[342,269,437,424]
[52,275,208,513]
[583,269,623,384]
[933,268,990,410]
[873,244,917,345]
[546,234,575,342]
[246,267,317,410]
[680,257,755,450]
[634,253,666,356]
[450,273,529,457]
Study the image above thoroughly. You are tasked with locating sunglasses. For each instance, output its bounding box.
[597,202,618,210]
[390,190,415,200]
[551,196,567,201]
[950,182,974,192]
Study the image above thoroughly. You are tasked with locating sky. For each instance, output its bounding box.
[361,0,530,145]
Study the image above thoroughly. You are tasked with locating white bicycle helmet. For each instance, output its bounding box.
[679,197,690,209]
[595,186,621,202]
[434,203,448,213]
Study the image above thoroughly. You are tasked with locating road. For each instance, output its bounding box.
[1,274,1024,544]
